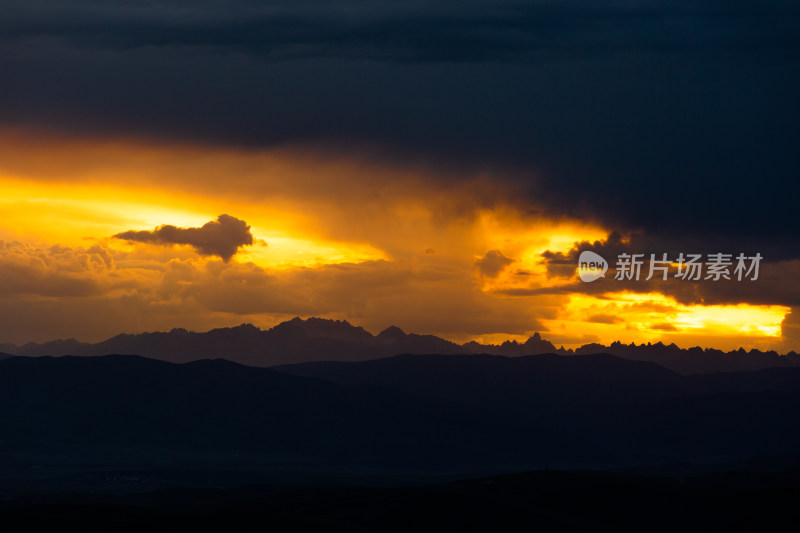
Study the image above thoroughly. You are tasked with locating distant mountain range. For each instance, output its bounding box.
[1,317,798,374]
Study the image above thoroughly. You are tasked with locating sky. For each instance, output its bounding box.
[0,0,798,351]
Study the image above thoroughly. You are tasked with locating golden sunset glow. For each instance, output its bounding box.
[0,127,794,352]
[3,0,800,506]
[0,174,387,269]
[539,292,789,351]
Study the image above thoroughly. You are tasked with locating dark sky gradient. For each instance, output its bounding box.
[2,0,798,255]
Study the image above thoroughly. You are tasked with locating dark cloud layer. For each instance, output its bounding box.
[1,0,799,257]
[537,231,800,307]
[114,214,254,261]
[3,1,798,62]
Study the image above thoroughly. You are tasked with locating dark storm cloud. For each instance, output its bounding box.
[3,1,798,62]
[114,214,254,261]
[543,231,792,277]
[1,0,799,259]
[521,228,800,307]
[534,230,800,307]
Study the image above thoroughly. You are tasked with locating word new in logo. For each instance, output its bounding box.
[578,251,608,282]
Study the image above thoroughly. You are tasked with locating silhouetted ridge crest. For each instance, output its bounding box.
[377,325,406,340]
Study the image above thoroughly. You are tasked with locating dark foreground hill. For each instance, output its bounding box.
[3,352,800,494]
[278,353,800,465]
[0,354,597,478]
[4,469,800,532]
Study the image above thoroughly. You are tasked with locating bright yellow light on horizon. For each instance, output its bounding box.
[0,175,386,268]
[540,291,789,351]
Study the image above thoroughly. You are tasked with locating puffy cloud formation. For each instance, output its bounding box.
[0,240,550,344]
[0,240,112,297]
[114,214,254,261]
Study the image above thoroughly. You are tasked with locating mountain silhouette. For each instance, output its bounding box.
[278,353,800,463]
[1,317,798,373]
[575,340,800,374]
[0,318,464,366]
[3,352,800,480]
[0,354,597,474]
[277,353,800,420]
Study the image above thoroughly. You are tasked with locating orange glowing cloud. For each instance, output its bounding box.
[537,292,789,351]
[0,126,795,353]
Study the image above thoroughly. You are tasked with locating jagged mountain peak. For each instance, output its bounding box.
[271,317,373,342]
[377,325,406,339]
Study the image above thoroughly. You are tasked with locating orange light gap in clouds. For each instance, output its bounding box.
[0,175,386,268]
[539,291,789,351]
